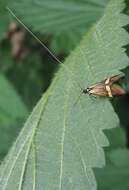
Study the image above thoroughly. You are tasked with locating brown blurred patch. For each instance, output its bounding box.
[7,21,29,59]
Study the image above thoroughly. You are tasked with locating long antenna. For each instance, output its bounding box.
[6,6,62,65]
[7,7,83,92]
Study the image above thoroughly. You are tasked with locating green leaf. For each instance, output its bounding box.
[10,0,109,52]
[0,74,28,159]
[95,127,129,190]
[0,74,28,125]
[105,127,126,151]
[96,148,129,190]
[0,0,10,40]
[95,133,129,190]
[109,148,129,167]
[0,120,24,160]
[0,0,128,189]
[12,0,108,33]
[0,0,14,40]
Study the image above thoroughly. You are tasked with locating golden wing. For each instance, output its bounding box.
[111,84,126,96]
[109,74,125,85]
[88,83,108,96]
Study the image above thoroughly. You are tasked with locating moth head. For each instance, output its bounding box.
[82,88,91,94]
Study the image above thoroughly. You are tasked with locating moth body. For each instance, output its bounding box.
[82,74,126,97]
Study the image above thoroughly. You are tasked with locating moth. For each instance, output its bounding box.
[82,74,126,97]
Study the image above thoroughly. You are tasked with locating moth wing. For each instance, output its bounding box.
[111,84,126,95]
[88,81,105,89]
[89,84,108,96]
[109,74,125,84]
[92,90,108,96]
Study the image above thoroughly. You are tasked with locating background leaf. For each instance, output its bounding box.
[95,127,129,190]
[10,0,109,53]
[104,127,126,151]
[0,74,28,159]
[0,74,27,124]
[0,0,16,40]
[0,0,128,189]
